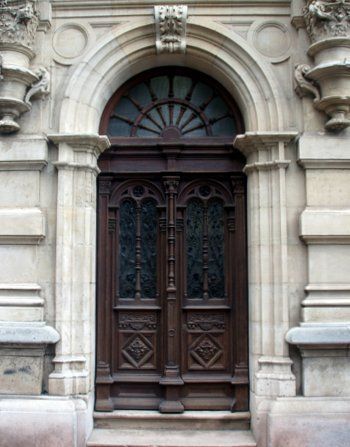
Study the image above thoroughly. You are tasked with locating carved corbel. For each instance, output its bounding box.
[154,5,188,54]
[294,63,321,100]
[25,66,50,106]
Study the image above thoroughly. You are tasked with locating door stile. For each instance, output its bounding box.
[96,179,114,411]
[231,176,249,410]
[159,176,185,413]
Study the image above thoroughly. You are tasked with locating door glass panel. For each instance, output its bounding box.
[105,73,239,138]
[119,199,137,298]
[186,199,204,298]
[141,198,158,298]
[208,199,225,298]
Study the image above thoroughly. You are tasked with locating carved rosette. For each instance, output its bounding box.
[154,5,188,54]
[0,0,39,50]
[304,0,350,42]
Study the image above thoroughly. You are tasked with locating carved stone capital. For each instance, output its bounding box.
[154,5,187,54]
[304,0,350,42]
[0,0,39,50]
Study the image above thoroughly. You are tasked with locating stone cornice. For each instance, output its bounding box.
[47,133,111,153]
[234,131,298,156]
[286,324,350,347]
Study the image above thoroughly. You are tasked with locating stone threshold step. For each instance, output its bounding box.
[87,428,257,447]
[94,410,251,431]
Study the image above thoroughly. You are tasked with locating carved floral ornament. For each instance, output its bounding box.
[304,0,350,41]
[0,0,39,49]
[154,5,188,53]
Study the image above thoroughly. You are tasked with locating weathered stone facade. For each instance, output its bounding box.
[0,1,349,446]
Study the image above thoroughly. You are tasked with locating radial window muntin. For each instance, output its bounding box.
[101,67,244,139]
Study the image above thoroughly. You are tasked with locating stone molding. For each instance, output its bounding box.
[300,208,350,244]
[0,133,48,170]
[234,131,298,156]
[297,131,350,167]
[154,5,188,53]
[304,0,350,43]
[0,0,39,50]
[0,322,60,344]
[0,207,45,244]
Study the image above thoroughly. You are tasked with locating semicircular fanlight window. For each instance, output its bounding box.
[107,73,238,138]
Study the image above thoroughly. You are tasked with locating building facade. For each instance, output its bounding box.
[0,1,350,446]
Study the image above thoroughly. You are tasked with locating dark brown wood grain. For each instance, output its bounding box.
[96,68,248,413]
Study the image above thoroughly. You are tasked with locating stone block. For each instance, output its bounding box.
[300,209,350,244]
[0,346,44,394]
[0,208,45,244]
[0,396,89,447]
[267,397,350,447]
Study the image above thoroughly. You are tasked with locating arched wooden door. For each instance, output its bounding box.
[96,67,248,413]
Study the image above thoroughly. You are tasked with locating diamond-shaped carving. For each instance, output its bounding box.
[122,334,153,368]
[190,334,223,368]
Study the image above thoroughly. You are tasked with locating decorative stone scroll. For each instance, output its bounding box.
[0,0,39,49]
[154,5,188,53]
[25,67,50,106]
[304,0,350,42]
[294,64,321,101]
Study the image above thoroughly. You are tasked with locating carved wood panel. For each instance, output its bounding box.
[96,67,248,413]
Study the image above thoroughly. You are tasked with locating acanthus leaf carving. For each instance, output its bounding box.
[154,5,188,54]
[0,0,39,49]
[294,64,321,101]
[25,66,50,106]
[304,0,350,42]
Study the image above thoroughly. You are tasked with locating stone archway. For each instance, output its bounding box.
[47,18,297,441]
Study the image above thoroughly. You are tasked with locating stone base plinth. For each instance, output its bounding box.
[266,397,350,447]
[0,395,91,447]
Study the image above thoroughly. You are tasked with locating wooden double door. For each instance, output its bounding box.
[96,168,248,413]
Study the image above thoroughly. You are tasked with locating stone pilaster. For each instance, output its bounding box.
[235,132,297,398]
[47,134,110,396]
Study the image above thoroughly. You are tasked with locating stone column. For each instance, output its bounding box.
[235,132,297,399]
[47,134,110,396]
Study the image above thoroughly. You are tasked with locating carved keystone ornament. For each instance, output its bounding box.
[154,5,188,53]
